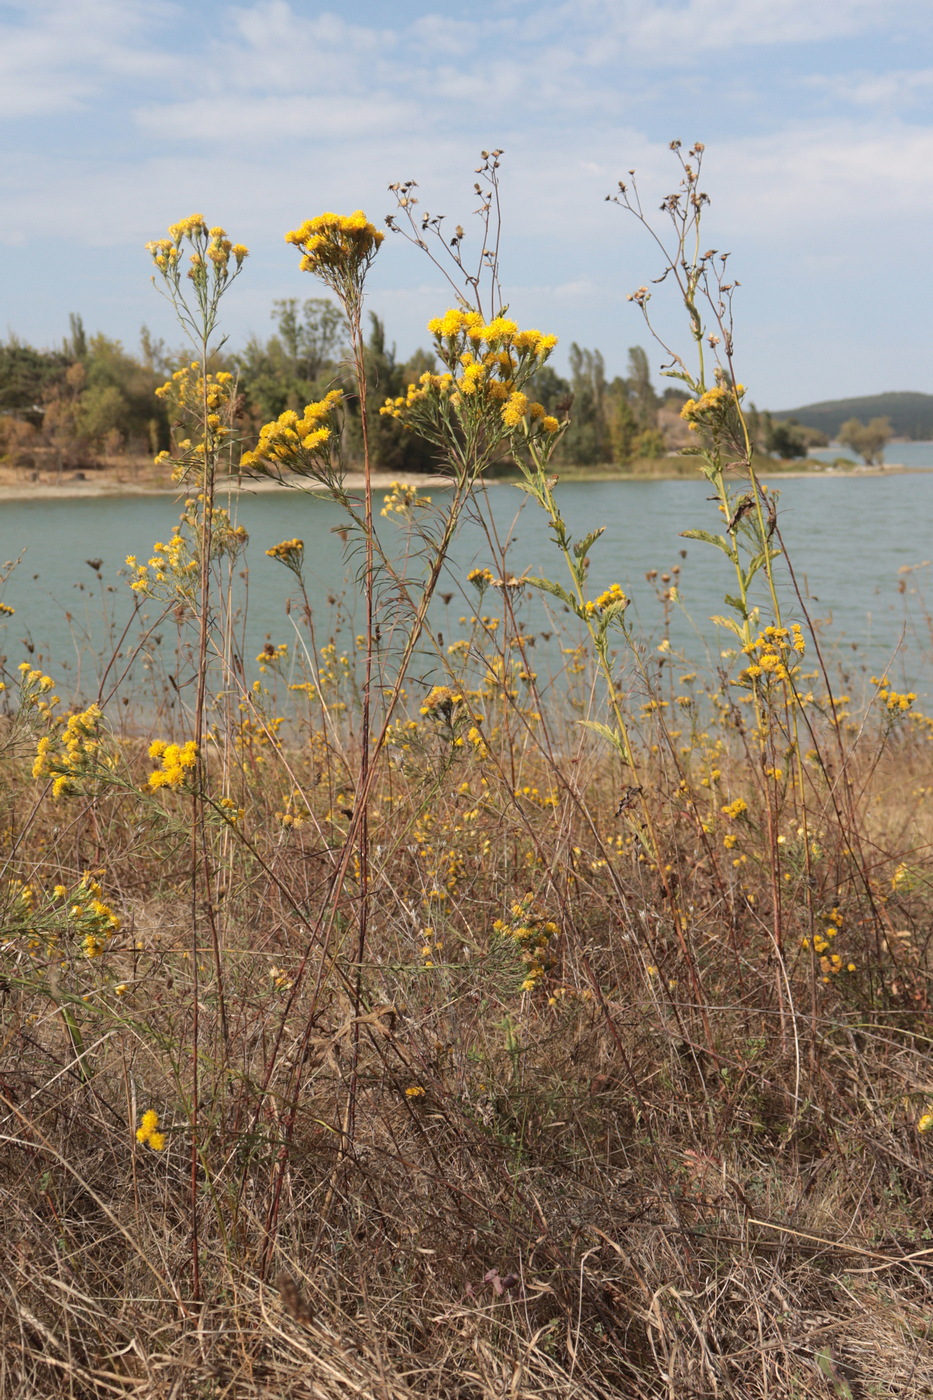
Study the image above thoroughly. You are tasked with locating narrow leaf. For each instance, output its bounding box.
[524,575,576,608]
[681,529,737,562]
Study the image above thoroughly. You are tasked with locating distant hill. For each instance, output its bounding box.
[772,391,933,441]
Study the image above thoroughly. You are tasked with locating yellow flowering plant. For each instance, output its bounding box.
[240,389,345,490]
[31,696,106,800]
[380,309,561,482]
[284,211,383,322]
[610,147,784,647]
[265,537,305,576]
[153,363,238,486]
[146,214,247,347]
[127,497,248,608]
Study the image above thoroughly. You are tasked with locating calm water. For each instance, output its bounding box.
[2,456,932,705]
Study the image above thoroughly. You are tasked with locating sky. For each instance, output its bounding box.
[1,0,931,409]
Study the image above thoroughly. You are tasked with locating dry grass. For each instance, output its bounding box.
[2,670,932,1398]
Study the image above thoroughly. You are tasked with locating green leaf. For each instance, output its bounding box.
[662,369,698,390]
[680,529,738,562]
[579,719,624,754]
[573,527,605,561]
[709,614,746,638]
[524,575,576,609]
[743,547,782,589]
[596,599,629,635]
[723,593,748,617]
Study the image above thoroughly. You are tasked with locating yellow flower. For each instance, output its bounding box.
[136,1109,164,1148]
[242,393,342,471]
[285,211,383,282]
[148,739,198,790]
[502,392,530,427]
[405,1085,426,1098]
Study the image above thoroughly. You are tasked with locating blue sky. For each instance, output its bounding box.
[1,0,931,407]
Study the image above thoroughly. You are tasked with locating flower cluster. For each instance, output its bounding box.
[127,499,248,601]
[275,787,307,829]
[32,702,104,799]
[680,381,745,432]
[146,215,247,290]
[257,641,288,673]
[380,310,561,461]
[3,872,121,965]
[721,797,748,820]
[284,212,383,308]
[381,481,432,517]
[241,391,343,478]
[19,662,60,722]
[492,894,559,992]
[800,907,855,981]
[871,676,917,716]
[582,583,628,618]
[135,1109,166,1152]
[420,685,464,722]
[153,364,237,480]
[128,530,196,594]
[265,538,304,576]
[66,874,121,959]
[738,625,805,686]
[147,740,198,791]
[217,796,245,826]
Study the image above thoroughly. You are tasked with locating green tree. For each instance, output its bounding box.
[66,312,88,361]
[236,299,347,426]
[560,343,609,464]
[763,414,807,460]
[838,416,892,465]
[605,378,638,463]
[271,297,345,379]
[626,345,659,430]
[358,314,437,473]
[0,340,68,418]
[524,364,570,416]
[762,413,829,460]
[76,334,167,453]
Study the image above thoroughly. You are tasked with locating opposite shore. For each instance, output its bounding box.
[0,460,922,504]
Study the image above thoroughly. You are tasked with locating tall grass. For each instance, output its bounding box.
[1,152,931,1400]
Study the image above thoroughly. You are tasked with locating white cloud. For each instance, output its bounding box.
[571,0,930,58]
[134,92,420,143]
[714,123,933,231]
[0,0,180,118]
[804,67,933,110]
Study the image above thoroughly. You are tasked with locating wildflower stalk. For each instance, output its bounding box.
[274,211,388,1146]
[513,442,713,1036]
[612,146,805,1024]
[145,214,248,1296]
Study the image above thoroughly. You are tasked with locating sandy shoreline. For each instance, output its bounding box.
[0,463,925,503]
[0,471,457,504]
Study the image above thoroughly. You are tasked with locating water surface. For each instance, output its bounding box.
[2,462,931,704]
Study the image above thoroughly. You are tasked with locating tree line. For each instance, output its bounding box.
[5,302,891,479]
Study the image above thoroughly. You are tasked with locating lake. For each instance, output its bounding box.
[2,454,932,709]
